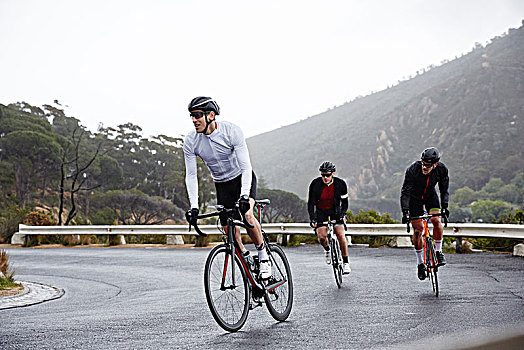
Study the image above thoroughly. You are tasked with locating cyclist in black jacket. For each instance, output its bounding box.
[308,161,351,274]
[400,147,450,280]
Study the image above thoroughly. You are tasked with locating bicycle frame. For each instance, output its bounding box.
[194,202,288,297]
[407,212,446,296]
[421,220,437,271]
[194,199,293,331]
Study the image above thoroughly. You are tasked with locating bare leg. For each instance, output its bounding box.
[411,219,424,250]
[334,225,348,257]
[430,210,443,241]
[316,226,329,249]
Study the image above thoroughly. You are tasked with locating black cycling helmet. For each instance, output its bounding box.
[421,147,440,164]
[319,161,336,172]
[188,96,220,115]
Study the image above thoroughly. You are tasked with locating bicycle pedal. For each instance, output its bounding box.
[250,299,263,310]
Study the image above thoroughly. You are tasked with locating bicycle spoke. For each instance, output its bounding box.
[204,246,250,332]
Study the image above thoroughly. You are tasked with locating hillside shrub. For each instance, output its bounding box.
[347,210,397,247]
[23,211,56,226]
[0,205,28,244]
[284,209,398,247]
[22,211,57,246]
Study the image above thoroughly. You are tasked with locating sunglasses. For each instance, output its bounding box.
[422,162,434,168]
[189,111,206,119]
[321,173,333,177]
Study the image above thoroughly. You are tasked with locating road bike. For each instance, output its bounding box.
[188,199,293,332]
[406,212,447,297]
[319,220,344,288]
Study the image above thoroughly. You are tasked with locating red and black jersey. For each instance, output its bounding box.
[307,177,349,221]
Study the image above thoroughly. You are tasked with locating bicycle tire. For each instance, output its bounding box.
[204,244,250,332]
[426,238,439,297]
[331,238,343,288]
[264,244,293,321]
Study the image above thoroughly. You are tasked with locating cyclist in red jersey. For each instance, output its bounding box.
[400,147,450,280]
[308,161,351,274]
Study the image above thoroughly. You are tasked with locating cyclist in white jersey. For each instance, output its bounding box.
[183,96,271,279]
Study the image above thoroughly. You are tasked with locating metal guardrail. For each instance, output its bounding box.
[15,222,524,239]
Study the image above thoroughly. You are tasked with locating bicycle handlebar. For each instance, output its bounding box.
[405,212,448,233]
[188,204,254,237]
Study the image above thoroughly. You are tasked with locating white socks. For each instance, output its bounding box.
[415,249,424,264]
[256,243,268,261]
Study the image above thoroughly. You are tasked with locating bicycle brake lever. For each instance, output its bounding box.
[188,221,207,237]
[194,224,207,237]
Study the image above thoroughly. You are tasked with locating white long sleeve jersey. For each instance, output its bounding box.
[183,121,253,209]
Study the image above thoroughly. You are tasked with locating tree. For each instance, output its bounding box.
[515,209,524,224]
[492,184,521,204]
[0,104,63,208]
[448,203,472,223]
[90,189,184,224]
[0,130,62,208]
[469,167,490,191]
[257,188,308,223]
[494,156,524,183]
[471,200,514,222]
[451,187,477,206]
[56,127,106,225]
[480,178,505,196]
[511,173,524,188]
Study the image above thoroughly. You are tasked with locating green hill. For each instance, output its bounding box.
[247,21,524,217]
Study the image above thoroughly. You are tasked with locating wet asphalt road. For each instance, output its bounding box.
[1,244,523,349]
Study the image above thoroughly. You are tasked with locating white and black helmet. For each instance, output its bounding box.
[188,96,220,115]
[319,161,336,172]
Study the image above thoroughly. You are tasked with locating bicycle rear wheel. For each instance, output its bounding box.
[331,237,343,288]
[264,244,293,321]
[204,244,250,332]
[426,239,439,297]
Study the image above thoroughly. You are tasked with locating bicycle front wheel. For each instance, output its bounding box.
[331,238,343,288]
[204,244,251,332]
[426,239,439,297]
[264,244,293,321]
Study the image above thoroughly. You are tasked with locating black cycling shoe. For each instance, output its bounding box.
[417,263,426,280]
[436,251,446,266]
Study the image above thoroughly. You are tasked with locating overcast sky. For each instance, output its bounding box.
[1,1,523,139]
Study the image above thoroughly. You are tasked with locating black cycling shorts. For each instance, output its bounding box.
[408,192,441,217]
[314,208,345,228]
[215,172,257,226]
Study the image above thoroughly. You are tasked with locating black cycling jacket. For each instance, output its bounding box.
[400,161,449,211]
[308,177,349,220]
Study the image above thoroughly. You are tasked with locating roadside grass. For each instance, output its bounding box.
[0,249,21,289]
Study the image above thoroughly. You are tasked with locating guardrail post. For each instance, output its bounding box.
[10,233,25,245]
[166,235,184,244]
[514,243,524,257]
[454,227,462,253]
[455,237,462,253]
[276,234,288,246]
